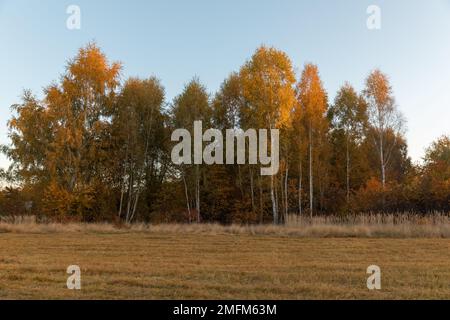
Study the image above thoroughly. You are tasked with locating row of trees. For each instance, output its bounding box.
[1,43,449,223]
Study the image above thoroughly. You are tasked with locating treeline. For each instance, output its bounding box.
[1,43,449,223]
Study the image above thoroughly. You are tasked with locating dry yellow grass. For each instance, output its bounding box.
[0,228,449,299]
[1,213,449,238]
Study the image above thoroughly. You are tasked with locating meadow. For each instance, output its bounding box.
[0,214,449,299]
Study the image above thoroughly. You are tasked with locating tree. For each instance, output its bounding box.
[211,73,255,219]
[113,77,166,223]
[6,43,121,221]
[364,70,405,193]
[239,46,296,223]
[171,78,211,222]
[6,91,52,187]
[424,135,450,167]
[420,135,450,211]
[328,83,368,206]
[212,72,242,130]
[295,64,328,218]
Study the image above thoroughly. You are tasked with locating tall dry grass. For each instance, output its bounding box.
[0,213,449,238]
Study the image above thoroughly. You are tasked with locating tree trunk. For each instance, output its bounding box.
[298,159,302,216]
[237,165,244,198]
[125,169,134,222]
[279,172,285,223]
[271,174,277,224]
[250,167,255,211]
[195,165,200,223]
[309,124,313,219]
[346,136,350,205]
[129,191,140,223]
[258,173,263,223]
[118,142,129,219]
[379,131,386,207]
[182,172,191,223]
[274,175,279,223]
[284,164,289,222]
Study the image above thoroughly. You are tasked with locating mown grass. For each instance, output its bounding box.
[0,228,449,299]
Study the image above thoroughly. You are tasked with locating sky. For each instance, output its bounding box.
[0,0,450,169]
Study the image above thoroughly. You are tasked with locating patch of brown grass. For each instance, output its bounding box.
[0,232,449,299]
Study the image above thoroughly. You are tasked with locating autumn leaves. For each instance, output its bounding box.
[2,43,447,224]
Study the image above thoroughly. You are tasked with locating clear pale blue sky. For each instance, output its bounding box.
[1,0,450,169]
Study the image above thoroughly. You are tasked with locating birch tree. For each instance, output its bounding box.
[239,46,296,224]
[364,70,405,193]
[8,43,121,220]
[171,79,211,223]
[295,64,328,218]
[328,83,368,205]
[113,77,165,223]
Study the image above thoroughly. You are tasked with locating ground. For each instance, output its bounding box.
[0,231,449,299]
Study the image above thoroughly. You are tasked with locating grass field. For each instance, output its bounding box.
[0,223,449,299]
